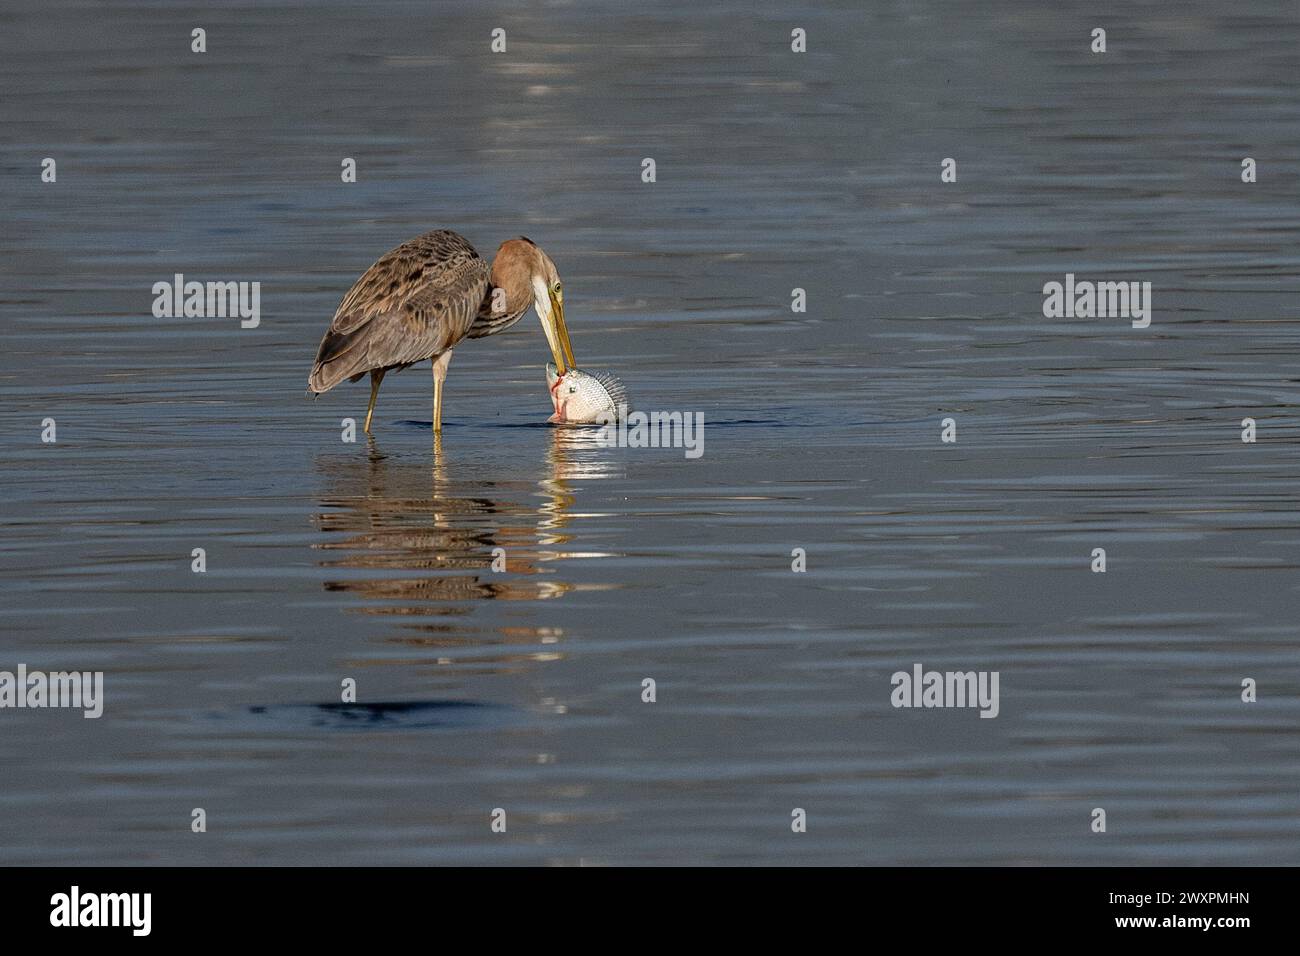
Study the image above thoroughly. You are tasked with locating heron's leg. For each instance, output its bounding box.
[364,368,386,434]
[431,350,453,434]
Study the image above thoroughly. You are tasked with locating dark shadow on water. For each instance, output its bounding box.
[240,700,514,732]
[392,419,541,430]
[394,416,793,428]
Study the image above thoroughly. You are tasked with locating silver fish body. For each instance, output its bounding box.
[546,363,630,424]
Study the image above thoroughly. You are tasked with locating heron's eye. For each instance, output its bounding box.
[552,282,563,297]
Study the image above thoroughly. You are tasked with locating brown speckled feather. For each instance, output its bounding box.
[308,230,490,393]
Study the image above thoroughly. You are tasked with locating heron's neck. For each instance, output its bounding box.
[470,285,529,338]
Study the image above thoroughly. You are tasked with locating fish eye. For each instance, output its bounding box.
[567,385,577,393]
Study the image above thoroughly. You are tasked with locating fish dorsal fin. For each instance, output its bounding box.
[591,370,630,414]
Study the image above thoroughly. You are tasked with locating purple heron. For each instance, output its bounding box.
[307,230,575,433]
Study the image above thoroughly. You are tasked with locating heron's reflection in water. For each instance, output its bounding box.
[312,429,623,672]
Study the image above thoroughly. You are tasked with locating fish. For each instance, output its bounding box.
[546,363,630,424]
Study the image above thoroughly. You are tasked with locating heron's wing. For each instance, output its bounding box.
[309,230,490,392]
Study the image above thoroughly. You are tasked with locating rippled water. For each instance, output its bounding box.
[3,1,1300,864]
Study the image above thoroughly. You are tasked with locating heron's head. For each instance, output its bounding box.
[493,237,575,375]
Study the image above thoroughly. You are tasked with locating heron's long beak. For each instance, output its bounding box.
[543,289,576,375]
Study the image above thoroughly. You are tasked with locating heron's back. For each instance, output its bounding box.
[309,230,490,393]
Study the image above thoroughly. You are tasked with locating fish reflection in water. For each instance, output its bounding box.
[311,429,623,670]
